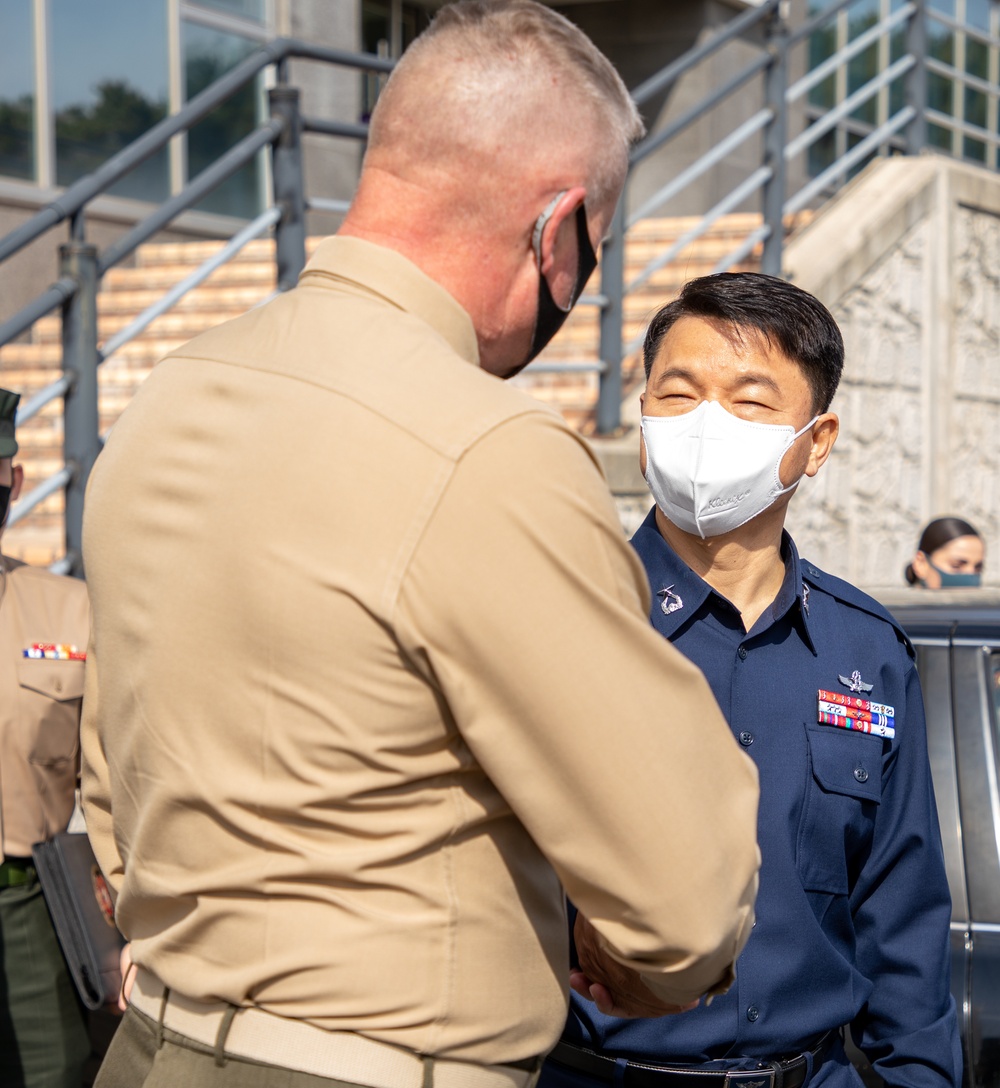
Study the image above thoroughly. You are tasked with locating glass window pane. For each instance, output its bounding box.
[0,0,35,181]
[928,0,955,14]
[965,0,991,32]
[51,0,169,201]
[190,0,264,22]
[963,136,987,161]
[928,18,955,65]
[964,87,988,129]
[807,128,838,178]
[184,21,263,218]
[808,23,839,110]
[847,0,879,40]
[966,38,989,80]
[928,121,953,150]
[928,71,955,113]
[848,42,880,124]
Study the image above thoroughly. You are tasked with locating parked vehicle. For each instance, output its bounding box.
[857,588,1000,1088]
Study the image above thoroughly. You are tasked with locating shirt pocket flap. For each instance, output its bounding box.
[808,725,882,803]
[17,658,86,702]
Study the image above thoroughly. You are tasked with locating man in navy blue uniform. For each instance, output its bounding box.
[542,273,961,1088]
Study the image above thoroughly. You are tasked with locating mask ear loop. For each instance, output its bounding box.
[771,415,820,497]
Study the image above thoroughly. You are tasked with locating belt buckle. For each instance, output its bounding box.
[724,1069,776,1088]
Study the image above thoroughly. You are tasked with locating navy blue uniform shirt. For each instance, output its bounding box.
[551,509,961,1088]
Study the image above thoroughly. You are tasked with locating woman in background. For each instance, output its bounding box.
[905,516,985,588]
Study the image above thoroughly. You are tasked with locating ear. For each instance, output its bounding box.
[11,463,23,503]
[535,187,588,274]
[911,550,935,586]
[803,414,839,478]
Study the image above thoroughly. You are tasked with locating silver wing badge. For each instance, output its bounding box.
[839,669,873,693]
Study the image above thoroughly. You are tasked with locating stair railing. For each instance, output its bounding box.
[595,0,943,434]
[2,0,996,565]
[0,40,392,574]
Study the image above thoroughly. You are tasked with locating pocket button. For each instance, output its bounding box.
[854,766,869,783]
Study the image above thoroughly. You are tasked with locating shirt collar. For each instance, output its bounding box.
[631,508,817,652]
[299,236,481,367]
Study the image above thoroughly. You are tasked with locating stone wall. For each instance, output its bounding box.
[783,154,1000,588]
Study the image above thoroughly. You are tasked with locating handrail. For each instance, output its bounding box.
[630,52,771,168]
[785,54,915,160]
[16,374,75,427]
[6,465,73,529]
[629,0,780,107]
[0,38,393,267]
[303,117,371,141]
[628,165,773,296]
[0,277,78,348]
[787,0,857,47]
[628,108,774,227]
[925,108,1000,145]
[787,5,914,105]
[98,120,284,274]
[926,57,1000,100]
[923,8,1000,49]
[100,206,282,364]
[5,0,1000,561]
[785,106,915,216]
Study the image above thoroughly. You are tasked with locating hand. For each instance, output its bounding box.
[571,913,700,1019]
[117,942,136,1012]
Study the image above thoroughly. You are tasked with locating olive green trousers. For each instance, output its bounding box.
[0,878,91,1088]
[95,1006,369,1088]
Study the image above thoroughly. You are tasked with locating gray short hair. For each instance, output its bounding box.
[370,0,644,207]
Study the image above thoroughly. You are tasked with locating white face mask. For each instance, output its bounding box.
[641,400,818,539]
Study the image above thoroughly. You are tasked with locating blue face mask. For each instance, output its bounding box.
[929,560,981,588]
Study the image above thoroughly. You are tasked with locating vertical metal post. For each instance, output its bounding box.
[59,215,101,578]
[596,197,627,436]
[760,8,790,278]
[905,0,928,155]
[269,85,307,293]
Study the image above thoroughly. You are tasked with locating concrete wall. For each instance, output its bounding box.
[783,154,1000,589]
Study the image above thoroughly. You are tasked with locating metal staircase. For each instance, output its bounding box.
[0,0,996,572]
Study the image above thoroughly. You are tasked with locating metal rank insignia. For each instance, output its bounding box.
[658,585,684,615]
[817,688,895,739]
[22,643,86,661]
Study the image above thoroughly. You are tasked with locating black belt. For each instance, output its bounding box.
[548,1031,837,1088]
[0,857,36,888]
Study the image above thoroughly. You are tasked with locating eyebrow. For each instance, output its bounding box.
[651,366,783,397]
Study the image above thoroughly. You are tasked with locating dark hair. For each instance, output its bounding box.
[641,272,845,413]
[904,516,982,585]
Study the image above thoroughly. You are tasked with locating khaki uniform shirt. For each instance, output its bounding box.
[81,237,760,1066]
[0,555,90,860]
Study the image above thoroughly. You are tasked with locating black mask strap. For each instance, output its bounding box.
[522,197,598,370]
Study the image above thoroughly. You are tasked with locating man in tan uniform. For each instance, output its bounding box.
[0,387,92,1088]
[81,3,761,1087]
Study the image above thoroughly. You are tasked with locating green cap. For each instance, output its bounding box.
[0,387,20,459]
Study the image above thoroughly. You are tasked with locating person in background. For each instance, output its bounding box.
[905,517,984,588]
[80,4,760,1088]
[543,273,961,1088]
[0,386,92,1088]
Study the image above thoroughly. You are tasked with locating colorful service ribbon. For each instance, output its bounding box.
[22,643,87,661]
[817,688,895,739]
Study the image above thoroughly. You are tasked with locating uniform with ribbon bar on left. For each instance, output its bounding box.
[0,386,95,1088]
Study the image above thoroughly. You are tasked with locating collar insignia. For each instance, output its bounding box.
[801,582,810,616]
[658,585,684,616]
[839,669,873,694]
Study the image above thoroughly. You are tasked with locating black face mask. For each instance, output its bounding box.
[0,484,10,529]
[520,200,598,372]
